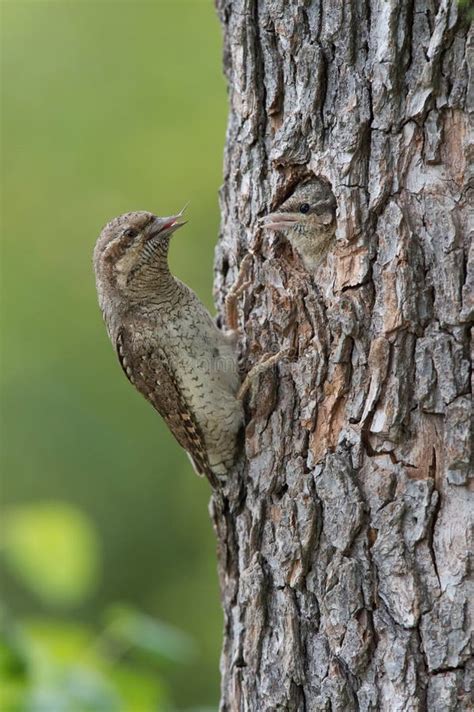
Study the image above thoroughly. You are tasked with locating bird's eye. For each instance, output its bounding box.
[123,227,139,239]
[299,203,310,214]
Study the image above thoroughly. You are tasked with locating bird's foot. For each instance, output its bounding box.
[237,348,290,401]
[225,253,254,332]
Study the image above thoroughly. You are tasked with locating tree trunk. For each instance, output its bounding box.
[211,1,472,710]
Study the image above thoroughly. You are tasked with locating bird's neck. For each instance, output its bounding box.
[127,237,181,305]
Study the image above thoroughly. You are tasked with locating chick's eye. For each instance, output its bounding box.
[299,203,310,214]
[123,227,139,239]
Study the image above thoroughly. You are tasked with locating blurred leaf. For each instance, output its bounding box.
[0,624,28,680]
[2,502,100,606]
[24,617,167,710]
[0,612,29,711]
[23,619,95,668]
[23,665,120,712]
[106,665,167,711]
[0,615,169,711]
[105,604,196,665]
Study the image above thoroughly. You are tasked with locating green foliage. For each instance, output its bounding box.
[1,1,225,707]
[0,502,202,711]
[457,0,474,20]
[104,604,196,666]
[0,614,168,712]
[3,502,100,607]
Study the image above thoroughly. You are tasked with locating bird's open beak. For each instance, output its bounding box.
[260,212,300,231]
[149,209,187,239]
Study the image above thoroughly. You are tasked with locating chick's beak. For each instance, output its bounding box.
[260,212,300,231]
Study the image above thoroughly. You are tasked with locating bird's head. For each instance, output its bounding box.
[93,209,186,306]
[261,180,336,269]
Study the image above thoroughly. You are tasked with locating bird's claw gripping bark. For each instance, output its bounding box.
[237,348,291,401]
[225,253,254,332]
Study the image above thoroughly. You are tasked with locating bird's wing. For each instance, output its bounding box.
[116,329,218,488]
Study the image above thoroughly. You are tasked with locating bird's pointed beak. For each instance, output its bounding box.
[149,209,188,239]
[260,212,300,231]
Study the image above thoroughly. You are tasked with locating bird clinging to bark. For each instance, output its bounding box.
[262,179,337,271]
[93,209,245,488]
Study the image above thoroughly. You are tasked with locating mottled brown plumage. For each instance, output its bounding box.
[262,179,337,271]
[93,210,243,488]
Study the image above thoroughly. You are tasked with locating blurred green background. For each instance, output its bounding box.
[1,1,227,709]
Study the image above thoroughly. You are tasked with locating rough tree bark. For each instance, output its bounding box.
[211,1,472,710]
